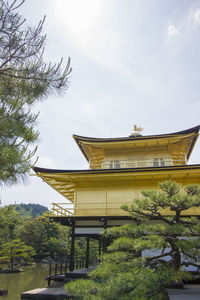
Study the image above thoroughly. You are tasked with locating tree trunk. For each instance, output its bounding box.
[171,242,181,270]
[10,257,14,270]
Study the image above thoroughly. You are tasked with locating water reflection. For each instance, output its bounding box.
[0,264,49,300]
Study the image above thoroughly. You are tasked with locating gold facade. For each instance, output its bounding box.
[73,130,198,170]
[34,126,200,217]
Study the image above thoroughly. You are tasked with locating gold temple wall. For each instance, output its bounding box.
[74,181,200,217]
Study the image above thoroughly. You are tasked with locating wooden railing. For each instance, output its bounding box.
[91,157,187,169]
[51,201,134,217]
[47,259,99,286]
[52,203,73,216]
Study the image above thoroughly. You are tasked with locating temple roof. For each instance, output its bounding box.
[73,125,200,162]
[33,164,200,202]
[33,125,200,202]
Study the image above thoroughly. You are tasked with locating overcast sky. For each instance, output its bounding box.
[1,0,200,208]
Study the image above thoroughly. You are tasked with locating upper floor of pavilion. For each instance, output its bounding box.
[73,125,200,170]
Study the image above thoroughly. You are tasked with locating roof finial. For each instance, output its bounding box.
[130,125,143,137]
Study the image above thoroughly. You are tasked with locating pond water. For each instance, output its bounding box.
[0,264,49,300]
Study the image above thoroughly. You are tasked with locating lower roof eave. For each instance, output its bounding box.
[34,164,200,175]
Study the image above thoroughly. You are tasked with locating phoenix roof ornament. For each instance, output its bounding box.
[130,125,143,137]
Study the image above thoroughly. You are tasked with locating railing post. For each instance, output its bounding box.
[64,262,67,275]
[48,262,52,287]
[49,261,52,277]
[55,263,57,276]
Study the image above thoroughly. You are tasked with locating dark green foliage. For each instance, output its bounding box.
[18,214,70,258]
[15,203,49,218]
[75,237,99,262]
[0,0,71,186]
[0,239,35,270]
[65,181,200,299]
[0,205,20,244]
[0,204,71,259]
[66,268,171,300]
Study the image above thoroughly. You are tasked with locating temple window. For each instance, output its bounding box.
[110,160,121,169]
[153,158,165,167]
[160,158,165,166]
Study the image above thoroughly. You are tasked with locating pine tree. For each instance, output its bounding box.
[0,239,35,270]
[0,0,72,186]
[65,181,200,300]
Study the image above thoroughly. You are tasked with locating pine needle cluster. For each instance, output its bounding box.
[0,0,71,186]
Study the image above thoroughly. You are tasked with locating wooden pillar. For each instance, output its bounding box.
[102,238,107,253]
[102,218,107,253]
[99,239,101,256]
[85,236,90,269]
[69,225,75,271]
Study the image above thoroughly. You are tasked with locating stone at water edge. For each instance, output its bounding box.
[0,289,8,296]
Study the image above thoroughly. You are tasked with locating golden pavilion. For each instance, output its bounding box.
[33,125,200,271]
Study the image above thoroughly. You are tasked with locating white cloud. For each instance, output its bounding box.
[193,8,200,25]
[167,7,200,39]
[167,24,180,37]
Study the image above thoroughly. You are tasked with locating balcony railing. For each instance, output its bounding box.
[89,157,187,169]
[52,203,74,216]
[47,259,99,286]
[52,201,133,217]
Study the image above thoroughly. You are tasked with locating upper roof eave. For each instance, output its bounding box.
[73,125,200,162]
[73,125,200,143]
